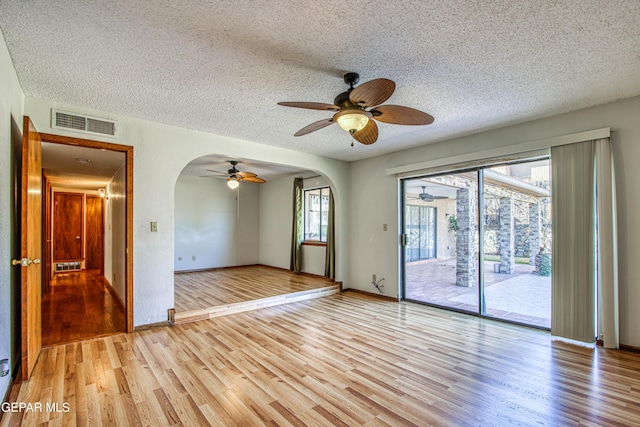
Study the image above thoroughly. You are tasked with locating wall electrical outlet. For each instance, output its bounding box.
[192,255,196,261]
[383,224,387,231]
[150,221,158,232]
[372,274,377,282]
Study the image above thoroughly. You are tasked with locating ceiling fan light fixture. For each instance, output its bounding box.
[334,110,371,133]
[227,176,240,189]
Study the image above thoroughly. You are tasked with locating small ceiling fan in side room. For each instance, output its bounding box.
[208,160,266,189]
[411,186,449,203]
[278,72,434,145]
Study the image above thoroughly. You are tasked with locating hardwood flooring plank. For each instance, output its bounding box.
[4,293,640,426]
[174,265,338,313]
[41,272,125,347]
[152,388,181,426]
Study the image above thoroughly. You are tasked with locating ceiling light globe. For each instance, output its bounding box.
[335,110,371,133]
[227,178,239,189]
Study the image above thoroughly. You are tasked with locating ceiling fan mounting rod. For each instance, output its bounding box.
[343,72,360,89]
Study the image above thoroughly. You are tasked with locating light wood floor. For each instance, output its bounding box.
[41,271,126,347]
[4,292,640,426]
[174,265,338,312]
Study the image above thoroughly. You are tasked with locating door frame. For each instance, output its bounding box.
[39,132,134,333]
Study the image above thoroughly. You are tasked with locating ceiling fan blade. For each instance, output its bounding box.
[352,119,378,145]
[242,176,266,183]
[371,105,434,125]
[207,169,227,175]
[294,118,336,136]
[432,195,448,200]
[278,102,339,111]
[237,171,257,178]
[349,78,395,107]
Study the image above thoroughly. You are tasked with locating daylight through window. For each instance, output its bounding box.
[304,187,330,242]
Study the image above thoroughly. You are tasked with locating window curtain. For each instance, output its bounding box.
[324,190,335,279]
[290,177,303,273]
[551,138,618,347]
[596,138,618,349]
[551,141,596,343]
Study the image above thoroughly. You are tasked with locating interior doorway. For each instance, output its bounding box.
[38,132,134,345]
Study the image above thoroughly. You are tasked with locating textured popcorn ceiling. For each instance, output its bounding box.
[2,1,640,162]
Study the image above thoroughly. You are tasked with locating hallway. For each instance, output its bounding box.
[41,271,126,347]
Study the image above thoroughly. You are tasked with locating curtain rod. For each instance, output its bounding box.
[386,127,611,176]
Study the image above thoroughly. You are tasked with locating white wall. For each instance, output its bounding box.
[0,31,24,399]
[258,174,292,270]
[349,95,640,347]
[106,164,127,303]
[258,174,330,276]
[301,245,326,276]
[24,97,350,326]
[349,155,400,295]
[174,175,259,271]
[436,199,457,259]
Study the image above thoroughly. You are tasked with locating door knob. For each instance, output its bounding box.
[11,258,31,267]
[32,259,41,264]
[75,236,80,240]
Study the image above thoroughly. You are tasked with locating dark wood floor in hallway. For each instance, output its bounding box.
[41,271,126,347]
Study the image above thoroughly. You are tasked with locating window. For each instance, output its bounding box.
[304,187,330,242]
[406,205,437,261]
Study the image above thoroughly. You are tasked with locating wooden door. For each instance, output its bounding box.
[53,193,84,261]
[86,195,104,272]
[20,116,42,380]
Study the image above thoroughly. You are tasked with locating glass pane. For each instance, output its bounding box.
[304,188,321,240]
[320,189,329,241]
[482,160,551,328]
[404,173,479,313]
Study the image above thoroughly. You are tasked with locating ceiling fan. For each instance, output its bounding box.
[413,186,449,202]
[208,161,266,189]
[278,72,434,145]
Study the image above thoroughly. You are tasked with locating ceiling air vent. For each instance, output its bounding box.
[51,110,117,137]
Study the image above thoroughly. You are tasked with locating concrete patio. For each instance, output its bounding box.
[406,257,551,328]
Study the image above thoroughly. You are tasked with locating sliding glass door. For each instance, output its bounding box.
[481,161,551,328]
[403,172,479,313]
[402,159,552,329]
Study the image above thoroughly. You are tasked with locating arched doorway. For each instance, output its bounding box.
[172,155,340,324]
